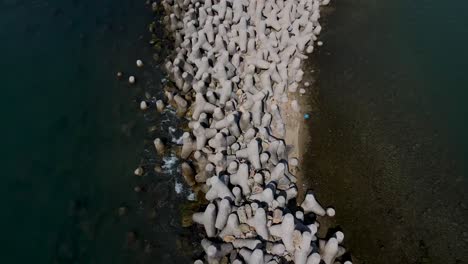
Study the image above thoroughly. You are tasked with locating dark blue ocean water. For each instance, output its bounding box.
[0,1,194,263]
[1,0,467,263]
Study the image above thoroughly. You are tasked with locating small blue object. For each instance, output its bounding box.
[304,113,310,120]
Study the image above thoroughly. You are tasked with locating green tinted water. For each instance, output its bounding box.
[2,0,467,263]
[0,1,192,263]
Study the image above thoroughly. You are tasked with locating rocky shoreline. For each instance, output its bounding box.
[139,0,352,263]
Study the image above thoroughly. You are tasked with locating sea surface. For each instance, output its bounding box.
[305,0,468,263]
[0,0,195,263]
[1,0,467,264]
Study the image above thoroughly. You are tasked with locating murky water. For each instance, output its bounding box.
[304,0,468,263]
[3,0,467,263]
[0,1,195,263]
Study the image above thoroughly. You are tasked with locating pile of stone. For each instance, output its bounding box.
[145,0,351,263]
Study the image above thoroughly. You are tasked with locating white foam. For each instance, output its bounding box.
[175,180,183,194]
[172,133,184,145]
[174,179,196,200]
[187,192,196,201]
[168,126,184,144]
[162,155,178,173]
